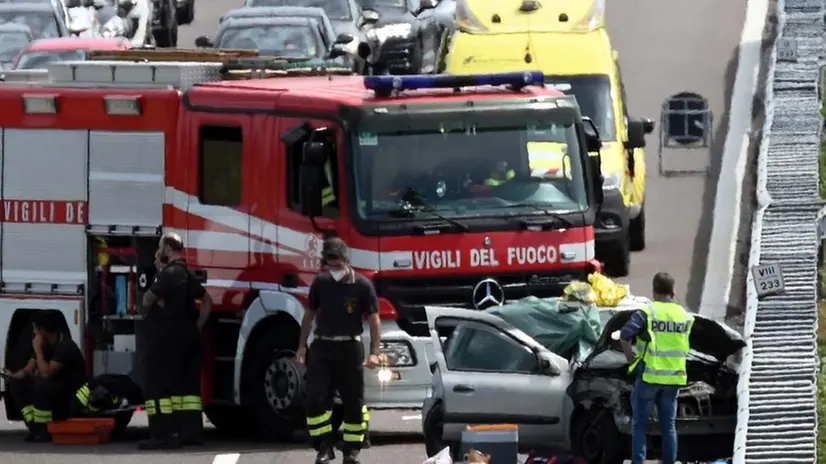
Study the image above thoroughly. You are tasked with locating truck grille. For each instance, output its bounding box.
[375,270,586,312]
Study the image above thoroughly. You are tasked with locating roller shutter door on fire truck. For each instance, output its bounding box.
[1,129,88,289]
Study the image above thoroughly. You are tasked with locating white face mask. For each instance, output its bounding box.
[330,269,347,281]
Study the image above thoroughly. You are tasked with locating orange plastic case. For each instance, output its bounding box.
[48,418,115,445]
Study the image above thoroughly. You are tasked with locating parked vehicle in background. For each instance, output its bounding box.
[0,0,70,30]
[199,16,331,60]
[12,36,130,69]
[150,0,177,46]
[197,7,358,69]
[0,3,69,39]
[355,0,454,74]
[0,23,32,68]
[175,0,193,25]
[243,0,365,44]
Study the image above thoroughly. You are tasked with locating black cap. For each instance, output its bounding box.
[322,237,350,261]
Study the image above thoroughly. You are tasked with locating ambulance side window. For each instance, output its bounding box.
[199,125,243,206]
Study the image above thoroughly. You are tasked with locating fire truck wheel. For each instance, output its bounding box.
[246,328,306,440]
[204,405,254,438]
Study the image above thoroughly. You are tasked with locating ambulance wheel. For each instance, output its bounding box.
[630,205,646,252]
[571,407,624,464]
[246,326,306,441]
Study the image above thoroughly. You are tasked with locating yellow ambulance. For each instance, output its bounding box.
[441,0,654,277]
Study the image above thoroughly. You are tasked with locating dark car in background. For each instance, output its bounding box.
[0,23,32,68]
[356,0,453,74]
[0,3,69,39]
[200,16,331,60]
[243,0,366,46]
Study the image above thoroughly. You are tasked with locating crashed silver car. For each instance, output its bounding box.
[421,297,745,464]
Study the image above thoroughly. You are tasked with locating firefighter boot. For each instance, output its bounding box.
[315,442,334,464]
[179,410,204,446]
[29,423,51,443]
[342,448,361,464]
[138,414,181,450]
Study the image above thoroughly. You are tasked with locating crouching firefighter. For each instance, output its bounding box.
[2,311,86,442]
[72,378,130,416]
[139,232,211,450]
[297,238,382,464]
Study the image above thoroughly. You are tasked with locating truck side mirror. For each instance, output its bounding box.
[642,118,655,134]
[582,116,602,153]
[626,118,648,149]
[589,155,604,206]
[300,141,331,217]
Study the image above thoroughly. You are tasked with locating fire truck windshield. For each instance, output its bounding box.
[352,121,589,221]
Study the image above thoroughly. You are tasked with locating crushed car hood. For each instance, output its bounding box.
[581,310,746,367]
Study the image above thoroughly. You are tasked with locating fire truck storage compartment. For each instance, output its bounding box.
[87,234,158,384]
[88,130,166,231]
[1,129,88,294]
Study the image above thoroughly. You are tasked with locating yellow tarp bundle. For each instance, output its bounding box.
[562,273,628,307]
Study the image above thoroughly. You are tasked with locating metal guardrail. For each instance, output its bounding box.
[733,0,825,461]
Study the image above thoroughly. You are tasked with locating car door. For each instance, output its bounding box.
[426,307,572,448]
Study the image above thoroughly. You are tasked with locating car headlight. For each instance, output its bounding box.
[602,172,622,191]
[368,23,413,42]
[379,341,415,367]
[455,0,488,33]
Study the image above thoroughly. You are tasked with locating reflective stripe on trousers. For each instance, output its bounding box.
[342,419,366,443]
[145,398,174,416]
[75,383,99,412]
[21,404,34,422]
[172,395,203,412]
[32,407,52,424]
[307,410,333,437]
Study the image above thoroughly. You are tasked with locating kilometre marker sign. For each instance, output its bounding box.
[751,262,785,298]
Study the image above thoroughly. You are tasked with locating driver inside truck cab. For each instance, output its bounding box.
[483,160,515,186]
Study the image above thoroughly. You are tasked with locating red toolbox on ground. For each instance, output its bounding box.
[48,418,115,445]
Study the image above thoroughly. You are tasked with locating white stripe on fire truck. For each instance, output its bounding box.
[166,229,298,256]
[204,279,310,294]
[163,187,595,269]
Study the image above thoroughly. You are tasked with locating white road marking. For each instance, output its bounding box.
[212,453,241,464]
[402,414,422,421]
[699,0,770,320]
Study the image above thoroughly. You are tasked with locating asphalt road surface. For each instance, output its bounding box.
[0,0,748,462]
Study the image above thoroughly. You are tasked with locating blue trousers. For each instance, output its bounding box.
[630,377,679,464]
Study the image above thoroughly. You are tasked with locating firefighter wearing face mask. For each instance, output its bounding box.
[297,237,382,464]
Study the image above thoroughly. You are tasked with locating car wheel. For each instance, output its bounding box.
[571,407,624,464]
[423,402,457,458]
[629,204,646,252]
[602,233,631,277]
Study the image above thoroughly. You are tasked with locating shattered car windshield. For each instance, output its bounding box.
[0,12,59,39]
[352,122,589,220]
[219,25,319,58]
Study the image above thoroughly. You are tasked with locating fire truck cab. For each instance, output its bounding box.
[0,49,605,437]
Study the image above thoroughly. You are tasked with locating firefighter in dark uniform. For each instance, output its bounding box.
[298,237,382,464]
[3,311,86,442]
[139,232,212,450]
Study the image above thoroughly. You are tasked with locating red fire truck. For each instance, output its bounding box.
[0,50,604,437]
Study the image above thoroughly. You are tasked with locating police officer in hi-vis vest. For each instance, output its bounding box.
[619,272,693,464]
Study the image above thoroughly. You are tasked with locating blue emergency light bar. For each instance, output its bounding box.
[364,71,545,95]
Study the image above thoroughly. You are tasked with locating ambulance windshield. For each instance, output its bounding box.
[352,122,589,221]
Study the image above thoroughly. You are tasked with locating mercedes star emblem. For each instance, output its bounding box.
[471,278,505,309]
